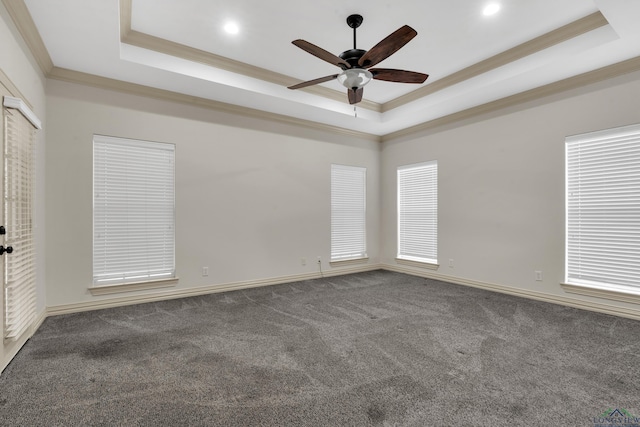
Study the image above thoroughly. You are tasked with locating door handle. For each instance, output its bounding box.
[0,245,13,255]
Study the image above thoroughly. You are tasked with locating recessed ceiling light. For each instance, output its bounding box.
[483,3,501,16]
[223,21,239,35]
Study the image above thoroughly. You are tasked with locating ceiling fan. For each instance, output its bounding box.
[287,14,429,105]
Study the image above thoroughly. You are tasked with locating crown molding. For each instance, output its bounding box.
[119,0,132,40]
[55,57,640,146]
[5,1,636,144]
[382,55,640,142]
[123,28,383,112]
[119,0,382,113]
[47,67,381,142]
[1,0,53,74]
[119,4,608,115]
[382,11,609,112]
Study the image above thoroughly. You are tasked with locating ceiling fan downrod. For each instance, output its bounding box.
[346,14,363,50]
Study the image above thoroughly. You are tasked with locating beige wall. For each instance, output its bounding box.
[381,69,640,313]
[0,1,47,372]
[46,68,640,317]
[45,80,380,309]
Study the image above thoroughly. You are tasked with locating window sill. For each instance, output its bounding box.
[395,258,439,270]
[561,282,640,305]
[89,277,179,296]
[329,257,369,267]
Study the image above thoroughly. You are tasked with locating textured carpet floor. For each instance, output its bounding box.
[1,270,639,426]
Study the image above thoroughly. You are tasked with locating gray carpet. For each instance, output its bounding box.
[1,270,639,426]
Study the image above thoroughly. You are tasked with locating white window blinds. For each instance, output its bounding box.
[398,161,438,264]
[566,123,640,289]
[3,107,36,341]
[93,135,175,285]
[331,164,367,261]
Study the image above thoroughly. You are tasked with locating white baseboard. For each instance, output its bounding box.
[1,308,47,374]
[1,343,23,375]
[47,263,380,316]
[46,262,640,320]
[3,265,377,374]
[381,263,640,321]
[32,308,47,332]
[4,264,639,376]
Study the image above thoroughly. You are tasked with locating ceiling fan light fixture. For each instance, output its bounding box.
[337,68,373,89]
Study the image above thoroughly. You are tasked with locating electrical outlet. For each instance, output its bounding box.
[317,256,321,264]
[535,270,543,281]
[449,259,454,268]
[202,267,209,277]
[301,257,307,266]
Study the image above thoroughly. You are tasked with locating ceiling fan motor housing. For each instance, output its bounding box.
[339,49,367,68]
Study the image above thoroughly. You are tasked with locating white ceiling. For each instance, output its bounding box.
[22,0,640,137]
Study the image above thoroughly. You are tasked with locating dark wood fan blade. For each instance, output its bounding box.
[292,40,351,69]
[288,74,339,90]
[370,68,428,83]
[348,87,363,105]
[358,25,417,68]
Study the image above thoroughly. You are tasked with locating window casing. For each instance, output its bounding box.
[566,123,640,290]
[331,164,367,262]
[397,161,438,264]
[93,135,175,286]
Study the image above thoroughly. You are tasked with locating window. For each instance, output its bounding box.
[93,135,175,286]
[566,123,640,290]
[397,161,438,264]
[331,164,366,262]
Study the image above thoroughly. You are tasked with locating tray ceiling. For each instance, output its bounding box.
[12,0,640,139]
